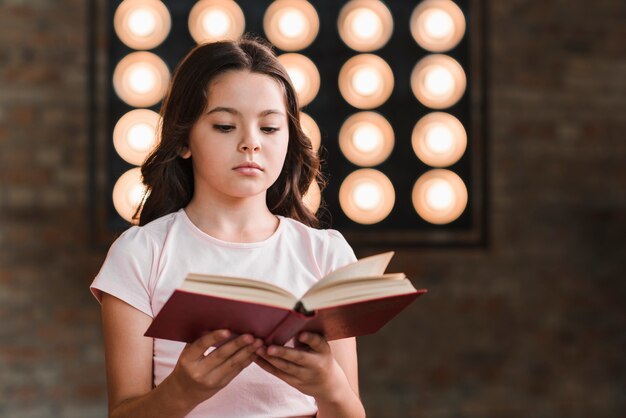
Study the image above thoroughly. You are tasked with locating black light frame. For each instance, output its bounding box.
[88,0,488,249]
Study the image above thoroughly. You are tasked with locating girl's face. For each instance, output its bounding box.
[182,70,290,205]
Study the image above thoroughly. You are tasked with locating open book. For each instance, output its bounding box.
[144,252,427,345]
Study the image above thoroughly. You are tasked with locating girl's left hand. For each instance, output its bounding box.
[254,332,351,402]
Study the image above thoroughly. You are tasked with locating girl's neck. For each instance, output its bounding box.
[184,198,279,243]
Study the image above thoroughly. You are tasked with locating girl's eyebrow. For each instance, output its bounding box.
[206,106,285,117]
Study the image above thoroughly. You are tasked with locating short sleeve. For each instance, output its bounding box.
[322,229,358,277]
[90,226,156,317]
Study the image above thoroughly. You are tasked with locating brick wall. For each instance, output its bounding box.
[0,1,624,417]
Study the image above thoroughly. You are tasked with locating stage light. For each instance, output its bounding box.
[339,111,393,167]
[302,179,321,214]
[112,167,148,224]
[411,53,465,109]
[339,54,394,109]
[300,112,321,153]
[264,0,319,51]
[412,169,467,224]
[278,53,320,106]
[412,112,466,167]
[113,109,161,166]
[339,169,395,225]
[410,0,465,52]
[188,0,245,43]
[113,0,171,50]
[113,51,170,108]
[338,0,393,52]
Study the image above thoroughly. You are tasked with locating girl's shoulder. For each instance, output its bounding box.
[112,210,182,251]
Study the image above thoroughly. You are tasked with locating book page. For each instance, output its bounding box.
[304,251,395,295]
[301,277,417,311]
[182,274,298,309]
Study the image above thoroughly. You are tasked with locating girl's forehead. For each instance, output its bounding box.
[205,70,288,113]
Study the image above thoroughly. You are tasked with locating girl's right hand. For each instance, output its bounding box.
[168,330,263,406]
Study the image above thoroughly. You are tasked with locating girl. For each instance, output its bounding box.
[91,37,366,418]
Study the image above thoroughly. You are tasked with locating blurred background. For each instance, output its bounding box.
[0,0,624,417]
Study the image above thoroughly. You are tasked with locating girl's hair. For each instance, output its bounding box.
[135,36,322,227]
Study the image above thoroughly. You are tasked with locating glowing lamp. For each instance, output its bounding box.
[278,53,320,106]
[339,111,394,166]
[339,54,394,109]
[338,0,393,52]
[112,167,148,224]
[339,169,395,224]
[113,0,171,50]
[113,51,170,108]
[264,0,319,51]
[188,0,245,43]
[113,109,161,166]
[412,169,467,224]
[410,0,466,52]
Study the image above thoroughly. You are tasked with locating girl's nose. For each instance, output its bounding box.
[239,131,261,152]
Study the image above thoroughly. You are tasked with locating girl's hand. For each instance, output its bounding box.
[168,330,263,406]
[254,332,351,403]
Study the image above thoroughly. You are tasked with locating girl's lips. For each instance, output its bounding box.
[233,163,263,175]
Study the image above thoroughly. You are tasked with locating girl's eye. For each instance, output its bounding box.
[214,124,234,133]
[261,127,279,134]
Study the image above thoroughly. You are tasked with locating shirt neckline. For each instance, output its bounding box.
[178,208,284,249]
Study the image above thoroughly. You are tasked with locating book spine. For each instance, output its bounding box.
[264,311,314,346]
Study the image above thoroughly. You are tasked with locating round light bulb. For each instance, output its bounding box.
[412,112,466,167]
[339,54,394,109]
[114,0,171,50]
[339,112,394,166]
[264,0,319,51]
[352,67,381,96]
[412,169,468,224]
[339,169,395,224]
[188,0,245,44]
[410,0,466,52]
[338,0,393,52]
[202,9,230,36]
[352,124,381,153]
[128,8,157,37]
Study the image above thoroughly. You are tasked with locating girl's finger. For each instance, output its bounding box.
[297,332,329,354]
[257,348,304,375]
[183,330,232,360]
[202,334,258,365]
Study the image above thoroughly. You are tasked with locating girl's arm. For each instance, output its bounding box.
[255,333,366,418]
[101,293,262,418]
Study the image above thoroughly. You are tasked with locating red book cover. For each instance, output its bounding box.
[144,289,427,345]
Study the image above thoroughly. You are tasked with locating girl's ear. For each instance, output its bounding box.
[180,146,192,159]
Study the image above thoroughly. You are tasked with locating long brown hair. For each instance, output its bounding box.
[136,36,322,227]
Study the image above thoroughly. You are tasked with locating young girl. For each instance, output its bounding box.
[91,37,366,417]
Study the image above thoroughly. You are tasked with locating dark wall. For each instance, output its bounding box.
[0,1,624,417]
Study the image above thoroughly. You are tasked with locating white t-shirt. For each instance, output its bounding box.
[90,209,357,418]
